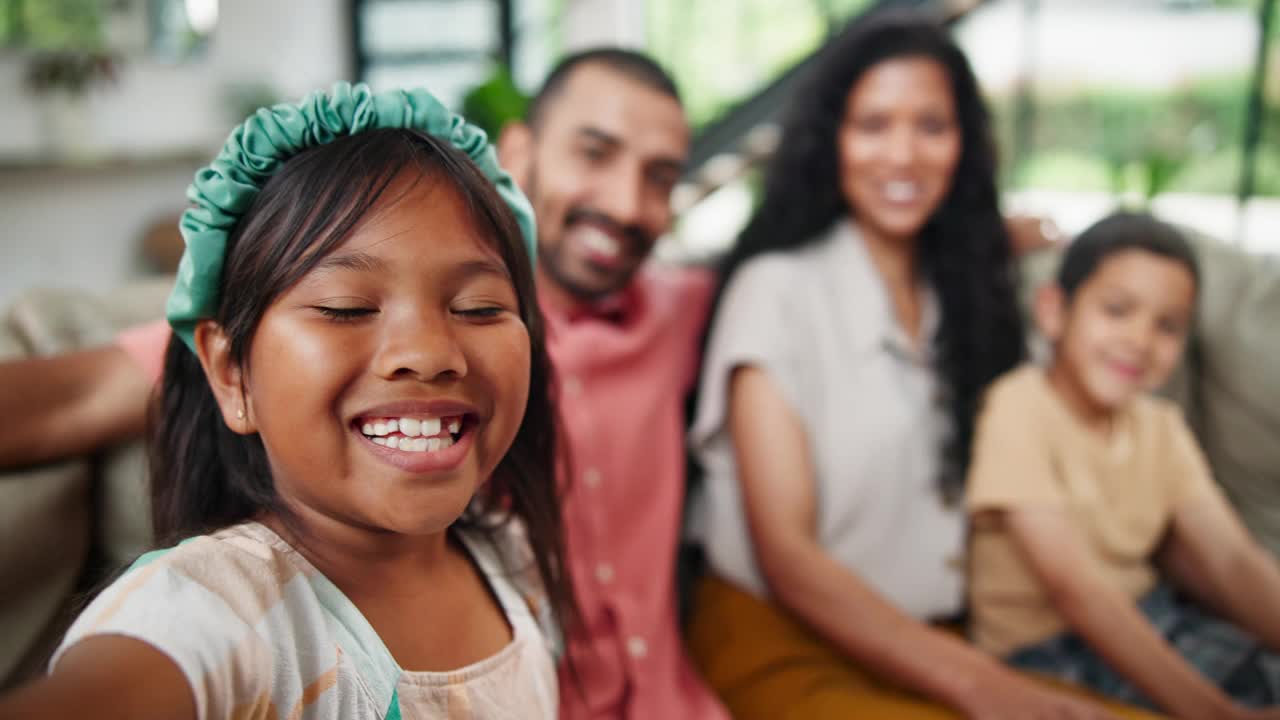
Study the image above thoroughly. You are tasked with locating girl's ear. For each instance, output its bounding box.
[497,121,534,190]
[1032,283,1067,344]
[192,320,257,435]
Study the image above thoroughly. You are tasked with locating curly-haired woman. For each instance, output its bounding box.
[685,10,1151,720]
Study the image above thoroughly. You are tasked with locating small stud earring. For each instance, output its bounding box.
[236,408,245,420]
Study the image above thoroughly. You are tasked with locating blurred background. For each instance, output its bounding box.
[0,0,1276,306]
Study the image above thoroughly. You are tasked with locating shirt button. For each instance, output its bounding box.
[583,468,602,488]
[626,636,648,659]
[595,563,614,584]
[564,376,583,397]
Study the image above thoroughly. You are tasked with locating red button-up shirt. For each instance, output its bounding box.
[543,266,728,720]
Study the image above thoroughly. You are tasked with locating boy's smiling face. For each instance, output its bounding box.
[1041,249,1197,417]
[230,171,531,538]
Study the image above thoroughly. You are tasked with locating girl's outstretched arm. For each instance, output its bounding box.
[0,635,195,720]
[1159,489,1280,652]
[729,366,1115,720]
[1005,506,1253,720]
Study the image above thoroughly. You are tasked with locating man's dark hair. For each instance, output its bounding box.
[526,47,681,128]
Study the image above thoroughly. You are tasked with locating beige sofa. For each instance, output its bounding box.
[1,231,1277,692]
[0,277,170,690]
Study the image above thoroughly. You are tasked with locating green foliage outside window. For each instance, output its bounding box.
[646,0,873,129]
[0,0,107,51]
[990,74,1280,198]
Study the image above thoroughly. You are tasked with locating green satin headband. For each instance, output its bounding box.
[165,81,536,351]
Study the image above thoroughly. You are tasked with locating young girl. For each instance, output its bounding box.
[967,211,1280,720]
[0,83,573,719]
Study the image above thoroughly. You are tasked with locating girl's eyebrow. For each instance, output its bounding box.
[316,251,388,274]
[457,258,513,281]
[316,251,511,280]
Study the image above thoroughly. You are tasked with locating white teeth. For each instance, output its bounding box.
[368,430,455,453]
[884,180,920,202]
[580,228,621,258]
[362,415,464,448]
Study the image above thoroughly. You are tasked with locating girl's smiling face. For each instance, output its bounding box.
[230,171,531,537]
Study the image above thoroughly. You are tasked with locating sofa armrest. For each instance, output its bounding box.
[0,276,171,689]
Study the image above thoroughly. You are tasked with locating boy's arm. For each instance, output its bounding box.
[1005,506,1245,720]
[1159,491,1280,651]
[1155,407,1280,651]
[0,635,196,720]
[0,344,151,469]
[733,367,1116,720]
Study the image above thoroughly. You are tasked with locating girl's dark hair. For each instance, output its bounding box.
[1058,211,1199,299]
[717,9,1025,498]
[150,127,576,632]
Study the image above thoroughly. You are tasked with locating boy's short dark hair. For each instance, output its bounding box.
[526,48,680,129]
[1058,211,1200,299]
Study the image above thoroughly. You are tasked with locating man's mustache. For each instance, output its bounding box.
[564,208,651,250]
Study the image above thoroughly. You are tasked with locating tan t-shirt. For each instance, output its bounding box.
[966,365,1224,657]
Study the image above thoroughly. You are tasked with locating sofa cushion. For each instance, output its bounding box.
[1185,238,1280,555]
[0,276,171,688]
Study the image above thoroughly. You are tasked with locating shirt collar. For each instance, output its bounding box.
[825,218,939,365]
[539,273,646,327]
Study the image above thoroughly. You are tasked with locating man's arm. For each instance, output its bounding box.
[0,344,152,469]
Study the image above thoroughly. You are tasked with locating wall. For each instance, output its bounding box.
[0,0,352,309]
[561,0,646,51]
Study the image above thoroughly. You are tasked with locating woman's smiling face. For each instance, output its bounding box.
[236,171,531,537]
[837,55,962,245]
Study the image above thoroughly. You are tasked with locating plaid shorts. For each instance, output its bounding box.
[1008,584,1280,710]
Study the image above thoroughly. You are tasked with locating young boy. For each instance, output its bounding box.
[966,212,1280,720]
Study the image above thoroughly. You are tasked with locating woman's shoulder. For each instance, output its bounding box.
[726,220,856,292]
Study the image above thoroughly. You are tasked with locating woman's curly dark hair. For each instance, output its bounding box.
[716,9,1026,498]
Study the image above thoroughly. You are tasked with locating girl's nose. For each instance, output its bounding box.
[372,309,468,382]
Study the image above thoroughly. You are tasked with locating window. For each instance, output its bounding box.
[647,0,875,129]
[953,0,1279,250]
[0,0,215,59]
[354,0,509,111]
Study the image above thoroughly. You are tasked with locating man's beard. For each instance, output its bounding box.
[525,165,650,302]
